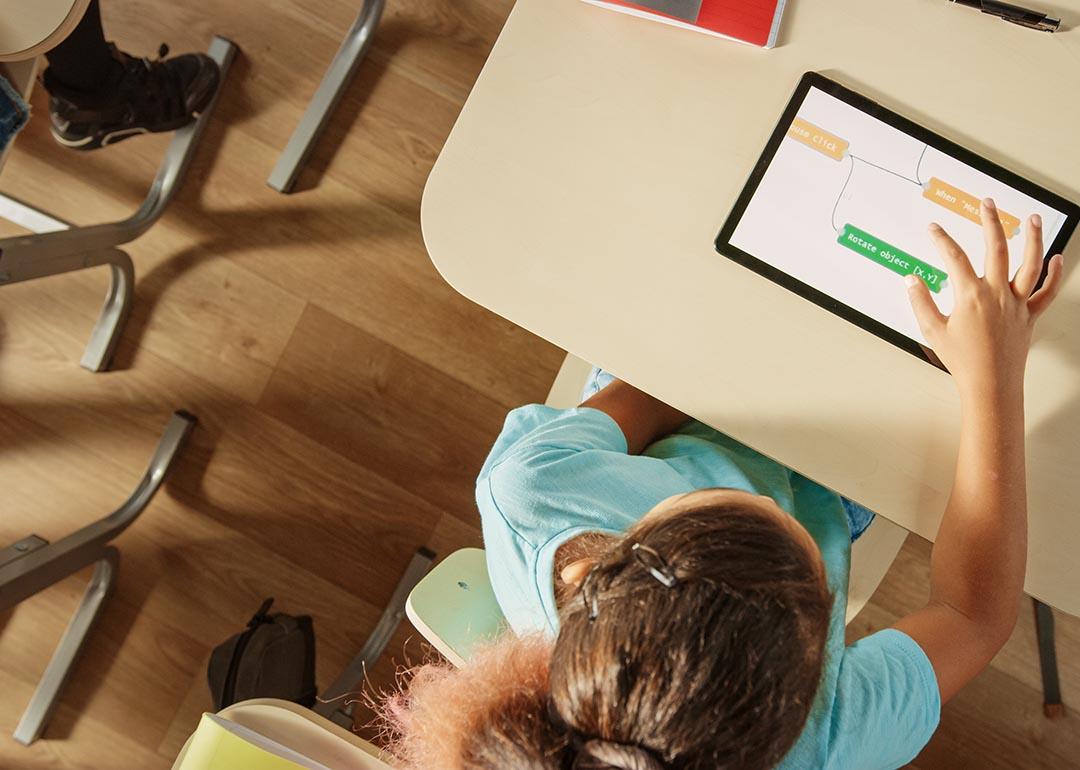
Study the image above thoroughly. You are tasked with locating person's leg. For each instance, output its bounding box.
[841,498,876,542]
[40,1,221,151]
[44,0,121,95]
[580,366,618,402]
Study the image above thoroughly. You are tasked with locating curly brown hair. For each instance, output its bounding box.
[550,502,833,769]
[381,498,833,770]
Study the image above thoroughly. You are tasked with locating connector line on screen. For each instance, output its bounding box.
[914,144,928,185]
[831,145,930,232]
[831,154,856,233]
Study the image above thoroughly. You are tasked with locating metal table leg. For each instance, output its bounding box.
[314,547,433,728]
[1,411,196,744]
[267,0,386,193]
[0,36,237,372]
[1034,598,1065,719]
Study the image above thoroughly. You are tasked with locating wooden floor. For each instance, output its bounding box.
[0,1,1076,768]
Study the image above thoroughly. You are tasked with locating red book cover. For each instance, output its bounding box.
[582,0,787,48]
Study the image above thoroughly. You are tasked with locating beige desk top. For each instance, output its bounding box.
[422,0,1080,615]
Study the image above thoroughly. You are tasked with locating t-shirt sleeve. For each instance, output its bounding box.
[476,405,693,634]
[827,629,942,769]
[480,406,689,544]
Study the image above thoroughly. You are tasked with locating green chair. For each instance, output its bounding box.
[405,355,908,664]
[405,547,506,666]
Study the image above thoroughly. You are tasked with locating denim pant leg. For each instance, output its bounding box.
[581,366,617,401]
[842,498,876,542]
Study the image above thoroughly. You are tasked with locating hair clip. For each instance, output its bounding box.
[580,570,601,622]
[631,542,678,588]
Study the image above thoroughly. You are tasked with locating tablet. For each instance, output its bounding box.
[715,72,1080,368]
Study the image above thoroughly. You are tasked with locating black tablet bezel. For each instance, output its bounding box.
[715,71,1080,370]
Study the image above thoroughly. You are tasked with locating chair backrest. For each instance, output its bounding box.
[404,547,506,667]
[405,354,907,664]
[171,698,392,769]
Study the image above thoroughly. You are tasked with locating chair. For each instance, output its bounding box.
[0,12,237,747]
[313,548,434,729]
[171,698,392,770]
[1,411,197,745]
[406,354,910,661]
[0,31,236,372]
[405,547,503,667]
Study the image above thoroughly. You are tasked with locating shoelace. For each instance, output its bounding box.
[117,42,188,124]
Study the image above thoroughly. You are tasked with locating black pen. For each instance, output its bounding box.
[949,0,1061,32]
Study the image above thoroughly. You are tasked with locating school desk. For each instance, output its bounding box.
[421,0,1080,617]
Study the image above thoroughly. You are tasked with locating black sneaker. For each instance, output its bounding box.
[45,43,220,151]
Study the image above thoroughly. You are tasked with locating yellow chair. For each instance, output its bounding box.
[172,698,392,770]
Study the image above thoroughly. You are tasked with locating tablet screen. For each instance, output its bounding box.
[717,73,1079,367]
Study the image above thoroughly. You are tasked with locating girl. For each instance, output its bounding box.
[384,201,1063,770]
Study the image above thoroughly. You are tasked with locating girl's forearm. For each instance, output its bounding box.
[582,380,689,455]
[929,387,1027,638]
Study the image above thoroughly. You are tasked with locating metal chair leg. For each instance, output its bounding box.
[314,547,433,728]
[1,411,196,744]
[1034,598,1065,719]
[80,253,134,372]
[13,549,119,746]
[0,188,135,371]
[267,0,386,193]
[0,36,237,371]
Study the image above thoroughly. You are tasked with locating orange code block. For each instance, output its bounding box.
[923,177,1021,238]
[787,118,849,161]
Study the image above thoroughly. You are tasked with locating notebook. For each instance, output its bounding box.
[582,0,787,48]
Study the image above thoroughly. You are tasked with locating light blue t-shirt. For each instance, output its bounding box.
[477,405,940,770]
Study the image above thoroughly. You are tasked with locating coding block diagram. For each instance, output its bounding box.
[730,86,1065,346]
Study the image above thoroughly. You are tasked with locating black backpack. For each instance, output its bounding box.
[208,598,317,710]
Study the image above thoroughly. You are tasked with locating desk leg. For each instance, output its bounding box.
[1033,598,1065,719]
[267,0,386,193]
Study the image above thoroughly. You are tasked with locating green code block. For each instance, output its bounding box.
[837,224,948,293]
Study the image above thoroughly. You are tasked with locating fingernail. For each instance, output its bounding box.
[983,197,996,210]
[928,222,941,232]
[904,274,918,288]
[1032,213,1042,228]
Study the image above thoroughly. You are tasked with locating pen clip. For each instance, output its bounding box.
[1001,15,1060,32]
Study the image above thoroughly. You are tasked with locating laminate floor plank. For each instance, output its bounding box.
[259,304,514,523]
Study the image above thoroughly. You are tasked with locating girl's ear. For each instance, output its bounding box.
[560,558,598,587]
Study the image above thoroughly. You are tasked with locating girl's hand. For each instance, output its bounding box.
[906,199,1065,401]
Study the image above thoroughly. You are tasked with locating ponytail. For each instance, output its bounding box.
[571,739,667,770]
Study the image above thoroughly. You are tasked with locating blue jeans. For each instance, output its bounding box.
[581,367,876,542]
